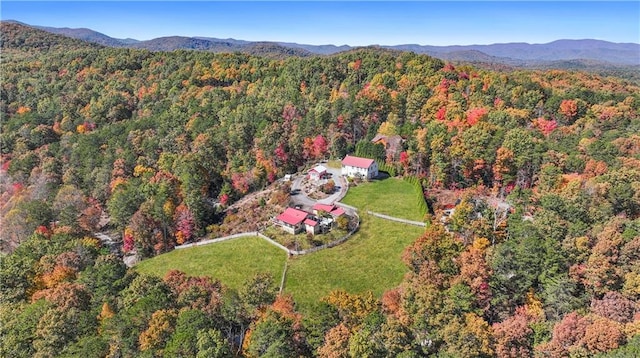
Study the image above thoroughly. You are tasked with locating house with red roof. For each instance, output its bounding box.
[341,155,378,179]
[275,207,309,234]
[312,203,345,218]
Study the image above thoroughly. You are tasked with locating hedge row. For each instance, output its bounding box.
[403,175,428,218]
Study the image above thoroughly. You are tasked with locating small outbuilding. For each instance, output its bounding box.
[309,165,328,181]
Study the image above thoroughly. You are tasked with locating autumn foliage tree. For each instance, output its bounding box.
[163,270,223,315]
[456,237,492,312]
[558,99,578,122]
[318,323,351,358]
[582,316,626,353]
[312,135,329,160]
[139,309,178,353]
[174,204,196,244]
[322,290,380,329]
[535,311,590,357]
[492,307,535,358]
[3,21,640,357]
[402,224,462,277]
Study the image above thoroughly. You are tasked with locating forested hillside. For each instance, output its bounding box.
[1,21,639,357]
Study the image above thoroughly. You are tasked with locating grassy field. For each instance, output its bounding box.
[284,214,424,309]
[134,177,426,309]
[326,159,342,169]
[342,177,425,221]
[135,236,287,291]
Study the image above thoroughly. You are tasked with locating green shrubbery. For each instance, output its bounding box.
[402,175,428,219]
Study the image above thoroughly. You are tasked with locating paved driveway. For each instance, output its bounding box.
[289,164,348,211]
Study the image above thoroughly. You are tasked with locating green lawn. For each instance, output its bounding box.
[135,236,288,291]
[284,214,424,309]
[342,177,425,222]
[135,177,426,309]
[326,159,342,169]
[135,217,423,310]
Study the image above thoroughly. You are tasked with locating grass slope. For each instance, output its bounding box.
[284,214,424,308]
[135,236,287,291]
[134,177,425,308]
[341,177,424,221]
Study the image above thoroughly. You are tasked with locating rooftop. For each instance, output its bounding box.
[313,203,345,217]
[276,207,309,226]
[341,155,375,169]
[304,218,319,227]
[331,207,345,217]
[309,165,327,173]
[313,203,335,212]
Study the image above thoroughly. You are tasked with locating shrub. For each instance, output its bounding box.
[337,216,350,230]
[321,180,336,194]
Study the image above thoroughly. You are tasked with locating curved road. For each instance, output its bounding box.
[289,165,349,212]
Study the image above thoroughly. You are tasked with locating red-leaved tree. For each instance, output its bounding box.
[534,117,558,137]
[174,204,195,244]
[312,135,328,159]
[535,311,589,357]
[492,307,534,358]
[466,108,488,126]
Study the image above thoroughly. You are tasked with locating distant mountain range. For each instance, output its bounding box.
[8,20,640,67]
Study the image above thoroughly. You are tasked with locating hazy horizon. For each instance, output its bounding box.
[2,1,639,47]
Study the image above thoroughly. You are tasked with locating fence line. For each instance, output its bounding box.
[286,210,360,255]
[335,202,357,212]
[366,211,426,227]
[256,232,291,252]
[279,260,288,293]
[174,208,361,256]
[175,232,259,249]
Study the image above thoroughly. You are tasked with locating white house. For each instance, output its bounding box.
[275,207,309,234]
[341,155,378,179]
[308,165,328,181]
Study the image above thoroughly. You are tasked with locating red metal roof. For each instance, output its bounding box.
[341,155,375,169]
[312,203,345,217]
[276,208,308,226]
[331,207,345,217]
[304,218,319,226]
[313,203,335,212]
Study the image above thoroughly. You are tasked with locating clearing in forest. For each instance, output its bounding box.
[135,176,426,309]
[135,236,288,291]
[341,177,425,222]
[284,214,424,309]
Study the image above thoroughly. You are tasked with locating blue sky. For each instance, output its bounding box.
[2,1,639,46]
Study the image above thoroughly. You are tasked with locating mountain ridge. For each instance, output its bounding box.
[4,20,639,66]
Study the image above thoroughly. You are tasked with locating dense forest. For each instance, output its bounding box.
[1,21,639,357]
